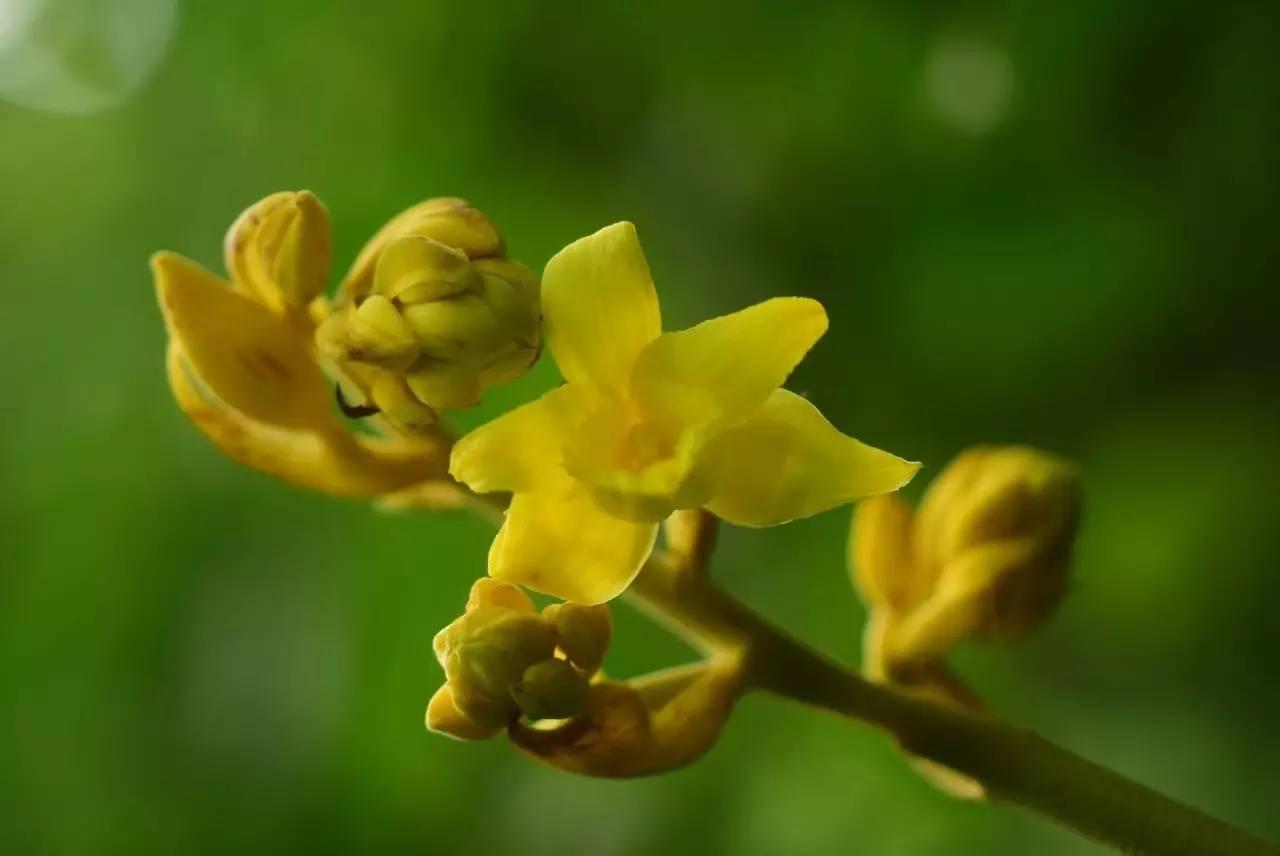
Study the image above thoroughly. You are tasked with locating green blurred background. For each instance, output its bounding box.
[3,1,1278,853]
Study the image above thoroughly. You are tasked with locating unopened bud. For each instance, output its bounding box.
[915,446,1080,643]
[225,191,331,309]
[543,602,612,675]
[510,658,590,721]
[426,684,500,741]
[432,585,557,730]
[338,198,504,308]
[851,445,1081,668]
[316,201,540,427]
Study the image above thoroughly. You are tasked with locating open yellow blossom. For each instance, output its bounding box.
[451,222,920,603]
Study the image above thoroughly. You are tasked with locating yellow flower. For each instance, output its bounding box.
[451,222,920,603]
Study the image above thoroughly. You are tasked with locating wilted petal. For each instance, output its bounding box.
[701,389,919,527]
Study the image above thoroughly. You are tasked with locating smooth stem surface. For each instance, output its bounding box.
[627,557,1278,856]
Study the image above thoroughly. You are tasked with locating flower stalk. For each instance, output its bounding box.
[624,551,1276,856]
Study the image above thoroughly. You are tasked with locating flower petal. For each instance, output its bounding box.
[630,297,827,432]
[541,222,661,392]
[701,389,920,527]
[153,251,337,432]
[167,344,447,496]
[489,486,659,603]
[449,384,586,494]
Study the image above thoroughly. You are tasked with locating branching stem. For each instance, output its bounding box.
[625,555,1277,856]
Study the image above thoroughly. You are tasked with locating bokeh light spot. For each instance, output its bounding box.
[0,0,177,114]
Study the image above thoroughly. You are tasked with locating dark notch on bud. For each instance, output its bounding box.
[335,384,380,418]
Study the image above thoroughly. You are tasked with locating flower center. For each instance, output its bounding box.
[621,421,672,472]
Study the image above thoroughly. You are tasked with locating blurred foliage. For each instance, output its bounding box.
[2,1,1278,853]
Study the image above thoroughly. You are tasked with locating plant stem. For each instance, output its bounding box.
[626,557,1277,856]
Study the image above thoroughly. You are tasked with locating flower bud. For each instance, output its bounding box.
[336,198,504,308]
[433,594,557,729]
[850,447,1079,802]
[316,201,540,428]
[852,446,1080,668]
[426,684,500,741]
[908,446,1081,650]
[542,602,612,676]
[510,658,590,721]
[508,661,745,778]
[225,191,331,310]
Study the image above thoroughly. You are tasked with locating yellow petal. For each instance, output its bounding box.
[489,487,659,604]
[701,389,920,527]
[630,297,827,432]
[541,222,661,392]
[449,384,586,494]
[167,344,446,496]
[850,494,919,612]
[153,252,338,432]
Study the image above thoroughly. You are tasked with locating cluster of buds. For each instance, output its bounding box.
[316,199,541,433]
[155,191,540,500]
[427,575,744,778]
[427,579,611,740]
[851,445,1081,796]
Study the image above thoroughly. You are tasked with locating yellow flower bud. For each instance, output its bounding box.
[337,198,504,308]
[315,201,540,429]
[852,446,1081,670]
[850,447,1078,802]
[542,602,612,676]
[909,446,1080,651]
[431,580,558,730]
[224,190,331,310]
[510,658,590,721]
[437,610,557,729]
[426,684,500,741]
